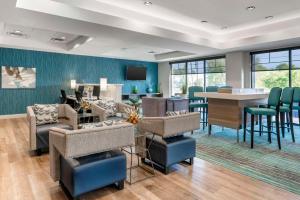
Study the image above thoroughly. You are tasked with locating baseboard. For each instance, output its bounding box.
[0,113,26,119]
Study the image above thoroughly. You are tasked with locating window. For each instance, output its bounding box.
[292,49,300,87]
[170,57,226,95]
[205,58,226,87]
[251,48,300,89]
[171,63,186,95]
[187,61,204,89]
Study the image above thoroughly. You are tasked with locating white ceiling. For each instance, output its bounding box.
[0,0,300,62]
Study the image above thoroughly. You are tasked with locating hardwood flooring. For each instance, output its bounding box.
[0,117,300,200]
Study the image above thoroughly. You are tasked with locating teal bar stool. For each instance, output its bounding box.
[260,87,295,142]
[188,86,207,130]
[243,87,282,149]
[293,87,300,126]
[206,86,219,92]
[279,87,295,142]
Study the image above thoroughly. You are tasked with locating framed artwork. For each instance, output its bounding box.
[1,66,36,88]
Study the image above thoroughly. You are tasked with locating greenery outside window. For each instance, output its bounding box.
[251,48,300,89]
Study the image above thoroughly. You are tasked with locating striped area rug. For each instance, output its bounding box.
[193,126,300,195]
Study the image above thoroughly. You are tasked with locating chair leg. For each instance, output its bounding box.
[276,114,281,150]
[208,124,212,135]
[289,111,295,142]
[243,110,247,142]
[202,108,205,130]
[286,112,290,132]
[251,114,254,148]
[280,112,285,138]
[205,107,208,126]
[298,109,300,125]
[267,115,272,143]
[259,115,262,136]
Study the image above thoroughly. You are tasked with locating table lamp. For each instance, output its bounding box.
[100,78,107,91]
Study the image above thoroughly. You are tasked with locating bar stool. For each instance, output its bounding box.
[279,87,295,142]
[243,87,282,149]
[188,86,207,130]
[293,87,300,126]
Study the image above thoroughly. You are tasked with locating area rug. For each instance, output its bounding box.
[193,126,300,195]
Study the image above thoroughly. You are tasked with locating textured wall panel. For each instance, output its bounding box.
[0,48,158,115]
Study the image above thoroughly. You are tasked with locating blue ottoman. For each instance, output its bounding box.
[145,135,195,174]
[60,150,126,199]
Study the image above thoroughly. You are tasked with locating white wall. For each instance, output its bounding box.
[225,51,251,88]
[158,62,171,97]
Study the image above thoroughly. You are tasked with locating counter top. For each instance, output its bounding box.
[195,92,269,100]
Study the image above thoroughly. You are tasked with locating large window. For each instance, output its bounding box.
[171,57,226,95]
[251,48,300,89]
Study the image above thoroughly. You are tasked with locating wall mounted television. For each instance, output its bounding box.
[126,66,147,80]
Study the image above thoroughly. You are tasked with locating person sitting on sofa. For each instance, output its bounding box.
[27,104,77,155]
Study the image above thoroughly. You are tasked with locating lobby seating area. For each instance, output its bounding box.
[2,1,300,200]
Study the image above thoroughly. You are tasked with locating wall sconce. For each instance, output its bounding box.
[70,80,76,89]
[100,78,108,91]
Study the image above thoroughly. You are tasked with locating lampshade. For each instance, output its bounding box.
[70,80,76,89]
[100,78,107,91]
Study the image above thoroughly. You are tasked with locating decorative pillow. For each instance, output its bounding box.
[33,104,59,125]
[96,99,117,117]
[79,120,125,129]
[166,110,188,116]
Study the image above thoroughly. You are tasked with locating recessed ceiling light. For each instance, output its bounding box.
[265,16,274,20]
[201,20,208,23]
[86,37,93,42]
[7,30,27,38]
[73,43,80,49]
[50,36,66,43]
[246,6,256,11]
[144,1,152,6]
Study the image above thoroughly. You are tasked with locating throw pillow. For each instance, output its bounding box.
[96,99,117,117]
[33,104,59,125]
[166,110,188,116]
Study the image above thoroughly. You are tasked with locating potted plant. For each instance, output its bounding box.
[181,84,187,95]
[131,85,138,94]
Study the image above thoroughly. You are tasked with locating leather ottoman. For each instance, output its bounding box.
[60,150,126,199]
[145,135,195,174]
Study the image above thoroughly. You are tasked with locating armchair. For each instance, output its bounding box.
[138,112,200,174]
[27,104,78,154]
[91,101,134,121]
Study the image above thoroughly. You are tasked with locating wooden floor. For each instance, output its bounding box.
[1,117,300,200]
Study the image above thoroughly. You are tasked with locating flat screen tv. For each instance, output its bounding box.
[126,66,147,80]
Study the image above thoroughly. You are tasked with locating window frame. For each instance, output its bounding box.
[250,47,300,88]
[170,55,226,95]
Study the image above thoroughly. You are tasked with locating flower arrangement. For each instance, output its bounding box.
[124,107,140,124]
[80,101,91,111]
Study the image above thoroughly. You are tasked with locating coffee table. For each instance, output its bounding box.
[121,123,156,184]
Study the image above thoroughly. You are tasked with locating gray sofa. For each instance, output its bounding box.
[27,104,78,155]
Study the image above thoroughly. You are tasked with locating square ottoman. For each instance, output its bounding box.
[60,150,126,199]
[145,135,195,174]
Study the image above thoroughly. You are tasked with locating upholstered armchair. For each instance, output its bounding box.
[139,112,200,138]
[91,102,134,121]
[27,104,78,154]
[138,112,200,174]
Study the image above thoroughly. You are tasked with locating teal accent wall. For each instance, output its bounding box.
[0,47,158,115]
